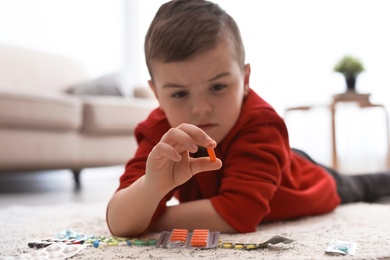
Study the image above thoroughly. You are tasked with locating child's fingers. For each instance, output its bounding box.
[149,142,182,162]
[190,157,222,175]
[161,128,198,153]
[161,123,216,152]
[177,123,216,148]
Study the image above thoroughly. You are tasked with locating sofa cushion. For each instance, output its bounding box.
[0,89,82,131]
[81,96,158,134]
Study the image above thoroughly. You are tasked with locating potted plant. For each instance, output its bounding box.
[334,55,365,92]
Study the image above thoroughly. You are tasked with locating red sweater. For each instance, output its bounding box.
[117,89,340,233]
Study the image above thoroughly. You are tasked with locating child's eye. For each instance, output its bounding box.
[171,90,189,98]
[210,84,227,92]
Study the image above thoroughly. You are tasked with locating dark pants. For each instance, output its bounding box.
[292,148,390,203]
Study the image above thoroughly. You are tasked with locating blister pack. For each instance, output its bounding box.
[220,235,294,250]
[156,229,220,249]
[325,239,357,256]
[2,243,86,259]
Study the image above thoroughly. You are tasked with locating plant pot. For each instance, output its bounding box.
[345,77,356,92]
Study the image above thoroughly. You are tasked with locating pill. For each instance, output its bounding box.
[172,229,188,234]
[147,239,157,246]
[108,241,119,246]
[133,239,147,246]
[234,244,245,250]
[222,243,233,249]
[170,235,187,242]
[191,240,208,247]
[246,244,257,249]
[98,242,108,248]
[85,239,96,244]
[193,229,209,235]
[192,235,209,239]
[170,233,187,238]
[170,229,188,242]
[93,241,100,248]
[207,148,216,162]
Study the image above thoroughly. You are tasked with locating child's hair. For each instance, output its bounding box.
[144,0,245,79]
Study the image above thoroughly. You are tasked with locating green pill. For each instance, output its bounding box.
[133,239,147,246]
[147,239,157,246]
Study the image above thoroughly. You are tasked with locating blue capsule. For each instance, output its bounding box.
[93,240,100,248]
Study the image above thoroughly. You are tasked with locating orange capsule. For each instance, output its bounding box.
[190,238,208,247]
[206,148,216,162]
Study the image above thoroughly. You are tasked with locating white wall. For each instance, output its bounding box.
[0,0,125,78]
[223,0,390,173]
[1,0,389,172]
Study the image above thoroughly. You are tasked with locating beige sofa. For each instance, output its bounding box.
[0,43,157,188]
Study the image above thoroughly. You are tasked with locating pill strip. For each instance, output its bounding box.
[220,235,294,250]
[190,229,209,247]
[156,229,220,249]
[14,243,87,259]
[29,236,158,249]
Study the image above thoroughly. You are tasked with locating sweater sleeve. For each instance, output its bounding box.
[116,115,173,230]
[210,108,291,233]
[117,108,169,193]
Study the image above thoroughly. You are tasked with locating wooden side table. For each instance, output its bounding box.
[284,92,390,170]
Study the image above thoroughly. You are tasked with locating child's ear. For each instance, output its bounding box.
[148,80,159,99]
[148,80,164,111]
[243,63,251,96]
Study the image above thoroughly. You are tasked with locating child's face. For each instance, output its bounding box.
[148,39,250,143]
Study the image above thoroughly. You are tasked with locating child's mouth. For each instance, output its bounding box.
[198,124,217,131]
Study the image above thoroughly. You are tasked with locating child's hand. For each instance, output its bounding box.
[145,123,222,194]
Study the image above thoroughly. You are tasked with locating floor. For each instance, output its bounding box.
[1,165,389,209]
[0,166,124,208]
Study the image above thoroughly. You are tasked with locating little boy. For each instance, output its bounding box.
[107,0,390,237]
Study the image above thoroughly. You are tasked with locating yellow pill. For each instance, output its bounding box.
[234,244,244,250]
[246,244,257,249]
[108,241,119,246]
[222,243,233,249]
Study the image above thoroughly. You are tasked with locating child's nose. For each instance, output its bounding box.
[191,98,212,115]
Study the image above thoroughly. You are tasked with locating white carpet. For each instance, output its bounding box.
[1,202,390,260]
